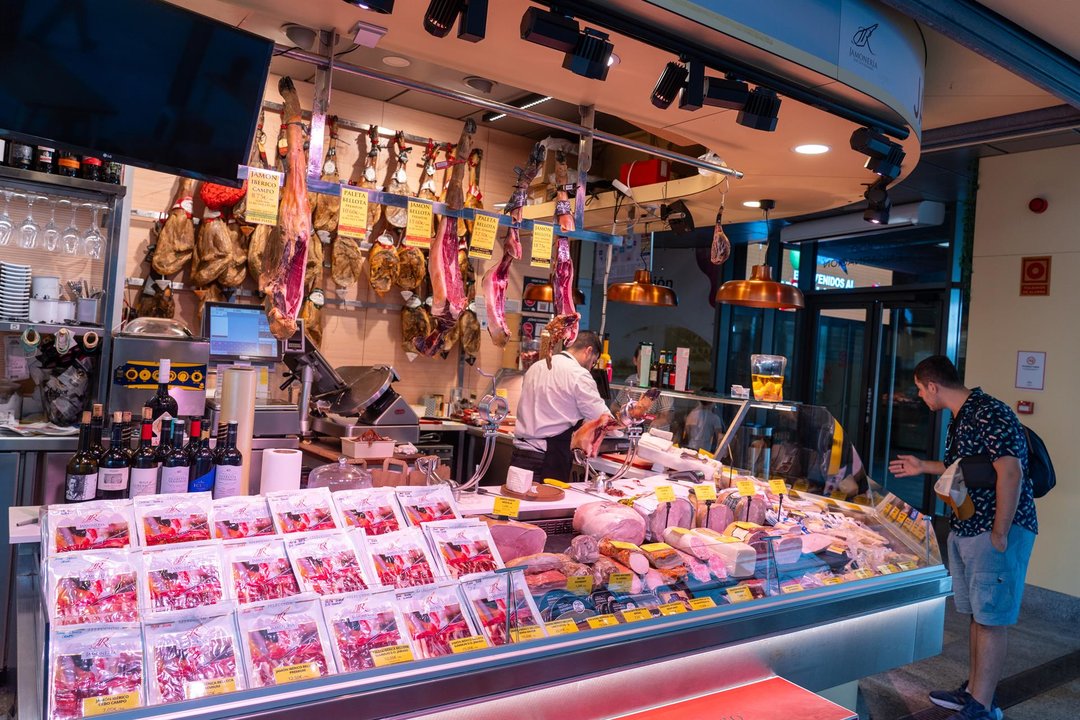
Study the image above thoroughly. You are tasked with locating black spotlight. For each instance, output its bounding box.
[850,127,905,180]
[678,59,706,111]
[703,76,750,110]
[343,0,394,13]
[661,200,695,235]
[736,87,781,131]
[520,7,580,52]
[424,0,486,42]
[651,61,688,109]
[863,177,892,224]
[563,28,613,80]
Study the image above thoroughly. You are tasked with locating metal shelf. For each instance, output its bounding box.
[0,164,126,198]
[0,320,104,337]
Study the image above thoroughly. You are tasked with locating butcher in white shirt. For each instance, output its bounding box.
[512,330,614,482]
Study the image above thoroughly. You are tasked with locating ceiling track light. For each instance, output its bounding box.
[863,177,892,224]
[850,127,905,180]
[650,61,688,109]
[563,27,613,80]
[520,8,614,81]
[678,59,705,111]
[424,0,487,42]
[737,87,782,131]
[703,76,750,110]
[343,0,394,13]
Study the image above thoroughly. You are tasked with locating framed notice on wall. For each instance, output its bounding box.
[1015,351,1046,390]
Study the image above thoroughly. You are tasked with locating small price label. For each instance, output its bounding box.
[641,542,674,554]
[510,625,546,642]
[736,480,757,497]
[830,489,848,501]
[621,608,653,623]
[658,601,688,616]
[694,484,717,502]
[608,573,634,593]
[780,583,805,594]
[338,185,370,238]
[370,644,415,667]
[877,564,901,575]
[450,635,490,654]
[668,527,691,537]
[827,544,847,556]
[726,586,755,604]
[566,575,594,594]
[853,568,876,580]
[913,522,927,540]
[185,677,236,699]
[468,212,499,260]
[83,693,140,716]
[654,485,676,503]
[530,222,554,268]
[768,479,789,495]
[273,662,320,685]
[404,199,434,247]
[823,576,845,586]
[245,168,282,226]
[587,614,621,629]
[688,597,717,611]
[609,540,640,551]
[492,496,520,518]
[902,518,916,535]
[898,561,919,572]
[888,505,902,521]
[545,618,580,636]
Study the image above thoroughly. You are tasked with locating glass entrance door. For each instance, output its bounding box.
[806,293,944,511]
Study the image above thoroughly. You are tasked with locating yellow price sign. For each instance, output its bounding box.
[621,608,653,623]
[587,614,621,629]
[566,575,594,594]
[273,663,320,685]
[185,677,236,699]
[654,485,676,503]
[823,576,845,586]
[370,644,415,667]
[529,222,554,268]
[853,568,876,580]
[641,542,673,554]
[544,618,579,636]
[450,636,489,654]
[469,212,499,260]
[492,496,520,518]
[726,586,755,604]
[736,480,757,497]
[780,583,805,594]
[83,693,140,717]
[338,185,370,238]
[244,168,282,226]
[898,561,919,572]
[888,505,902,521]
[658,601,688,616]
[510,625,546,642]
[688,597,717,611]
[404,200,434,247]
[608,573,634,593]
[830,489,848,501]
[609,540,640,551]
[768,479,789,495]
[694,484,717,502]
[496,388,509,399]
[877,564,901,575]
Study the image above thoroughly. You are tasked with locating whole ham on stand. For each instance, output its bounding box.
[540,151,581,368]
[262,76,312,340]
[481,143,545,348]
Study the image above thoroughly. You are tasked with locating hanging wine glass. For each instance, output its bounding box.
[18,194,40,249]
[61,200,81,255]
[0,191,13,246]
[42,198,60,252]
[82,204,105,260]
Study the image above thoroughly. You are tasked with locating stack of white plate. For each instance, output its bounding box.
[0,262,31,320]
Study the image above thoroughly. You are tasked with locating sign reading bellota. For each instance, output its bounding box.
[1020,256,1051,296]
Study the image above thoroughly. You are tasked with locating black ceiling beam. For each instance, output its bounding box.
[877,0,1080,111]
[530,1,910,141]
[921,104,1080,153]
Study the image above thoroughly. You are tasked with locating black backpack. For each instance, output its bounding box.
[1023,425,1056,498]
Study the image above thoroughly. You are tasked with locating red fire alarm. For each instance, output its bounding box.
[1016,400,1034,415]
[1028,197,1048,213]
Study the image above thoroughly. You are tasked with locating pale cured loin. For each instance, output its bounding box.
[262,77,311,340]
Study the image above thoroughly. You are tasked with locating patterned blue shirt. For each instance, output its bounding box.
[944,388,1038,536]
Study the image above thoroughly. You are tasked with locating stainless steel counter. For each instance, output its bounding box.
[0,432,78,453]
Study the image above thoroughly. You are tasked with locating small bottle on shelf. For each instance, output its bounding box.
[104,162,123,184]
[57,151,80,178]
[188,419,216,493]
[129,407,160,497]
[8,142,32,170]
[81,155,103,182]
[88,403,106,461]
[97,411,131,500]
[65,411,99,503]
[35,146,56,173]
[599,336,612,383]
[212,421,244,499]
[648,352,659,388]
[145,358,178,446]
[159,420,190,494]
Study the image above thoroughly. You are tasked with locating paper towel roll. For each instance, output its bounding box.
[260,449,303,494]
[219,366,257,495]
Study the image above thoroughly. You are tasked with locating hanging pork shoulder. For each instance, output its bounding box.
[152,177,197,276]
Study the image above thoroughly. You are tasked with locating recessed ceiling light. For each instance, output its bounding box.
[607,52,620,67]
[793,143,830,155]
[381,55,411,68]
[743,200,761,208]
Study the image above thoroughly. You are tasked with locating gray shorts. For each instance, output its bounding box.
[948,524,1036,626]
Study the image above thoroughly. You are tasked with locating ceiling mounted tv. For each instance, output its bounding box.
[0,0,273,186]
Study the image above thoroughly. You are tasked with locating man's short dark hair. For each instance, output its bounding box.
[569,330,602,356]
[914,355,963,389]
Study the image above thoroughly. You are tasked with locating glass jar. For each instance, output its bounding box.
[57,152,80,178]
[35,146,55,173]
[306,456,373,491]
[750,354,787,402]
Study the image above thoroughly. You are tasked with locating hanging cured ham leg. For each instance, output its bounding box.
[481,143,545,347]
[415,120,475,356]
[541,151,581,368]
[263,77,311,340]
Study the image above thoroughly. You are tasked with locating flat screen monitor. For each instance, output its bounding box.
[203,302,280,363]
[0,0,272,185]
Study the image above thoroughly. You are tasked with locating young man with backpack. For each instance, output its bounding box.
[889,355,1038,720]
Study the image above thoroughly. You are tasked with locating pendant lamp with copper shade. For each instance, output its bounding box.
[522,281,585,305]
[715,200,804,310]
[606,233,678,307]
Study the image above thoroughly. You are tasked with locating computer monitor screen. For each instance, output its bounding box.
[204,302,280,362]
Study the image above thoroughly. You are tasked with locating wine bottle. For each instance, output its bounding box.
[121,410,135,458]
[212,421,243,499]
[185,417,203,463]
[88,403,105,461]
[97,411,131,500]
[65,411,99,503]
[600,336,613,383]
[159,420,190,494]
[145,358,178,447]
[129,407,160,497]
[648,354,659,387]
[156,418,175,465]
[188,420,216,493]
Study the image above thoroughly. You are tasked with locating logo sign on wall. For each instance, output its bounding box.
[1020,256,1051,296]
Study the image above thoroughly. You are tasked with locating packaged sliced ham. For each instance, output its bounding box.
[133,493,213,547]
[266,488,341,534]
[46,551,141,626]
[459,570,547,647]
[238,597,335,688]
[394,485,461,527]
[212,496,276,540]
[363,528,438,588]
[143,608,246,705]
[396,582,485,660]
[140,542,229,615]
[321,589,414,672]
[572,501,646,545]
[333,488,405,535]
[44,501,136,555]
[48,623,144,720]
[423,519,504,580]
[285,530,373,595]
[224,538,301,604]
